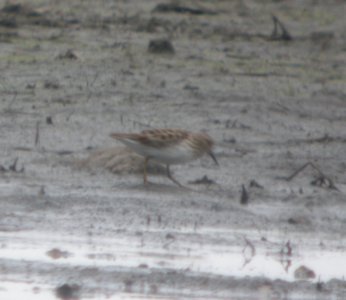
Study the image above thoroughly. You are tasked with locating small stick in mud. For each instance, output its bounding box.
[270,15,292,41]
[280,241,293,272]
[35,121,40,146]
[240,184,249,205]
[86,71,99,101]
[8,157,24,173]
[242,237,256,267]
[8,157,19,172]
[284,162,338,190]
[249,180,263,189]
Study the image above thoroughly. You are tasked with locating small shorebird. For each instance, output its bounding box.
[110,129,218,186]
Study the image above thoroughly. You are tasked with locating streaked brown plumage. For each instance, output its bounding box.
[110,129,218,186]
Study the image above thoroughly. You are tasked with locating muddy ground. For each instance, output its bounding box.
[0,0,346,299]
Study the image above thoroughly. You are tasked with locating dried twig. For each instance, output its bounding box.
[35,121,40,146]
[242,237,256,267]
[86,71,99,102]
[240,184,249,205]
[270,15,292,41]
[249,180,263,189]
[8,157,24,173]
[280,241,293,272]
[285,162,338,190]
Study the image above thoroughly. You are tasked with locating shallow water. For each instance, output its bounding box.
[1,227,345,299]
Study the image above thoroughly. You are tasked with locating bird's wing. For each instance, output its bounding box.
[110,129,188,148]
[140,129,188,148]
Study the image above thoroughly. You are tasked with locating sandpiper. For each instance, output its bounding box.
[110,128,218,186]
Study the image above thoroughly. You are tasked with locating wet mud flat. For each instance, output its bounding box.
[0,0,346,299]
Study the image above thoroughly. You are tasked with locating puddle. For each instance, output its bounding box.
[0,282,178,300]
[1,230,345,283]
[0,283,53,300]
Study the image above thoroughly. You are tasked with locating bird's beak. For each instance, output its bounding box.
[209,151,219,166]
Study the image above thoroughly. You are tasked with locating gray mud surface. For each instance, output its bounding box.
[0,1,346,299]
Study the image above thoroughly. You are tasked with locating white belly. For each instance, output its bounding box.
[121,139,197,164]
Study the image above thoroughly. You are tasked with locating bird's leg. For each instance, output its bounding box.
[143,157,149,184]
[166,165,183,187]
